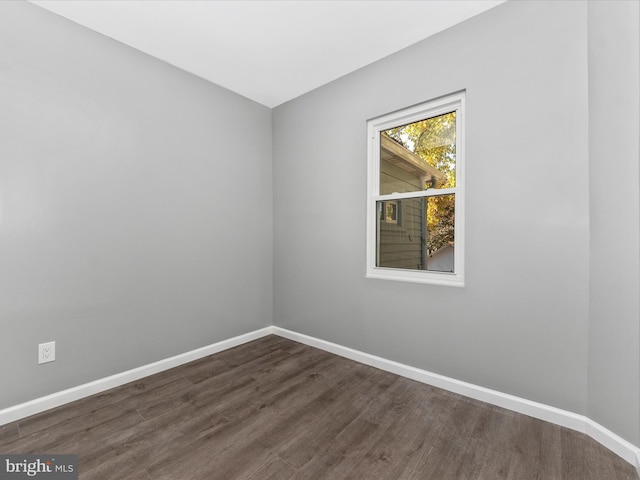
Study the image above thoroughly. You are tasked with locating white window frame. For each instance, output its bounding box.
[366,91,465,287]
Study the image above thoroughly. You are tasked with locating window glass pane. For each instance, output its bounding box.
[380,112,456,195]
[377,194,454,272]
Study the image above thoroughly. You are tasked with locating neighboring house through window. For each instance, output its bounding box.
[366,91,465,286]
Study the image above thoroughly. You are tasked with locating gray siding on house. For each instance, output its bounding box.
[380,161,423,194]
[378,159,425,270]
[378,198,425,270]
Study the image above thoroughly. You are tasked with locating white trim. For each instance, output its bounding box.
[272,326,640,469]
[584,418,640,469]
[366,91,465,287]
[367,266,464,287]
[1,325,639,474]
[0,327,274,427]
[374,187,457,201]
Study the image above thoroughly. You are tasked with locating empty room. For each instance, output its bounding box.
[1,0,639,478]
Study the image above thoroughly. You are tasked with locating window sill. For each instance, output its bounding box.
[366,267,464,287]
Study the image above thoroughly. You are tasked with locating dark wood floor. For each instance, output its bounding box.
[0,335,637,480]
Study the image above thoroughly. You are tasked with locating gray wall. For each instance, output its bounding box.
[3,0,638,454]
[587,1,640,445]
[275,0,640,448]
[0,1,272,409]
[275,0,595,423]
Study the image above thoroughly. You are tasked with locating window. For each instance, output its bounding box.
[381,201,399,225]
[366,91,465,286]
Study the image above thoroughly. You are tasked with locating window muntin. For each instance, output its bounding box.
[367,92,464,286]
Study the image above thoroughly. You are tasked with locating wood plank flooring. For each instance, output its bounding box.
[0,335,637,479]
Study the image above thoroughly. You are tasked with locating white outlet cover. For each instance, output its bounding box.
[38,341,56,364]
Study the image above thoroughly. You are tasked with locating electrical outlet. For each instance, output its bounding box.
[38,341,55,364]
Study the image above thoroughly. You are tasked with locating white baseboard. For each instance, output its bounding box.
[272,326,640,469]
[0,327,273,427]
[2,325,639,474]
[584,418,640,470]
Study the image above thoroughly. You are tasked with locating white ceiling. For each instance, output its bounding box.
[29,0,507,108]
